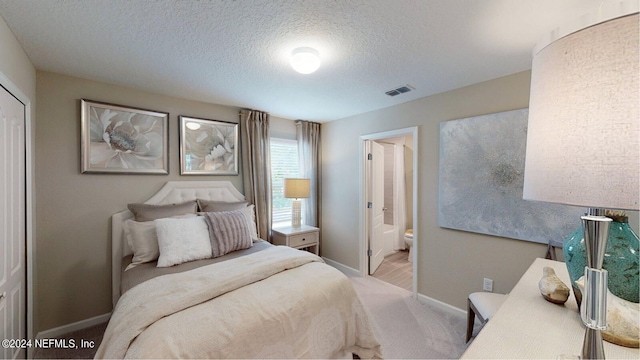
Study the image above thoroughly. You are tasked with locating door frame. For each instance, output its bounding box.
[0,71,35,353]
[359,126,419,297]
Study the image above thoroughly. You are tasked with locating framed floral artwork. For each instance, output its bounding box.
[81,99,169,174]
[179,116,239,175]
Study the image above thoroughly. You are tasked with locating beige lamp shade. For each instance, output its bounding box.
[284,178,310,199]
[523,12,639,210]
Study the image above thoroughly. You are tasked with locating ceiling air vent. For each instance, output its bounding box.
[385,84,415,97]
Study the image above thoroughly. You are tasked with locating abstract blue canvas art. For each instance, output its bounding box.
[438,108,583,244]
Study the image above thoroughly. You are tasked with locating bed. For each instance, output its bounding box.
[97,181,381,359]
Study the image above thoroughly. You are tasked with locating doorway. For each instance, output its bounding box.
[360,127,418,296]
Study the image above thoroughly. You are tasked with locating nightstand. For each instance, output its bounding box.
[272,225,319,255]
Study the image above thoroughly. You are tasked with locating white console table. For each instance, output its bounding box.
[462,258,639,359]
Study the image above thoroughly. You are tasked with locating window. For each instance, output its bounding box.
[270,138,300,226]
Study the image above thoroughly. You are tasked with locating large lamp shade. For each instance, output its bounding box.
[523,12,639,211]
[284,178,310,199]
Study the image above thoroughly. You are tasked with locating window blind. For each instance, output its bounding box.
[270,138,300,224]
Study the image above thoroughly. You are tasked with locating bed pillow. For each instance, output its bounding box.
[196,199,248,212]
[197,201,260,242]
[128,200,198,222]
[203,210,253,258]
[240,205,260,242]
[155,216,212,267]
[123,214,196,271]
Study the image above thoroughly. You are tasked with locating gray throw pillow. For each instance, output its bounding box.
[203,210,252,258]
[128,200,198,222]
[196,199,248,212]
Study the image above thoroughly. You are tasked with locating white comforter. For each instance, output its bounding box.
[95,246,382,359]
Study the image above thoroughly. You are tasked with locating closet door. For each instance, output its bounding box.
[0,85,26,360]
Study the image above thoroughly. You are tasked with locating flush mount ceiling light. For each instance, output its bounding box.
[290,47,321,74]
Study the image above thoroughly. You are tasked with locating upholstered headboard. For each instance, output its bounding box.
[111,181,245,307]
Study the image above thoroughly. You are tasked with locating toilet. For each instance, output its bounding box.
[404,229,413,262]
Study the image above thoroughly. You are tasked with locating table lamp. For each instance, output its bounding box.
[284,178,310,228]
[523,2,639,359]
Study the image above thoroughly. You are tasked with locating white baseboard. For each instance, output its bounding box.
[36,312,111,340]
[417,293,466,318]
[322,257,360,277]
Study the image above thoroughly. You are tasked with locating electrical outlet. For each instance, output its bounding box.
[483,278,493,292]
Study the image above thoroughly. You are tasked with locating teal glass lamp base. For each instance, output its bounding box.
[563,212,639,306]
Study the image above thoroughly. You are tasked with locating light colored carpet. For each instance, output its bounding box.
[348,274,475,359]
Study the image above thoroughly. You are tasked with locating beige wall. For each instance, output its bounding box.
[0,14,37,335]
[321,71,640,310]
[34,71,293,332]
[0,18,35,99]
[322,71,548,310]
[270,116,297,140]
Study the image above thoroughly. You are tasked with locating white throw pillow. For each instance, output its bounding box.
[123,214,197,271]
[155,216,212,267]
[242,205,260,242]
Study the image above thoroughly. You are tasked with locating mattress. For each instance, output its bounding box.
[120,240,273,294]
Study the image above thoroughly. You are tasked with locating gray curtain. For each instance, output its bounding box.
[296,120,321,230]
[240,109,272,241]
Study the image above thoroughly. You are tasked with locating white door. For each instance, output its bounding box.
[369,141,385,275]
[0,86,26,360]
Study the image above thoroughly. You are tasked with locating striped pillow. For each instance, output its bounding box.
[203,210,253,258]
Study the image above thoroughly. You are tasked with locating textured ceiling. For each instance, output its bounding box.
[0,0,611,122]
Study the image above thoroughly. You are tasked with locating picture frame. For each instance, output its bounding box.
[81,99,169,174]
[438,108,583,243]
[179,116,239,175]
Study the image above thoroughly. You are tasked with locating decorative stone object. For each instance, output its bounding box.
[576,277,640,348]
[538,266,570,304]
